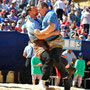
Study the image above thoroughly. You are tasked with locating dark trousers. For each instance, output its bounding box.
[20,58,32,84]
[64,78,71,90]
[41,48,68,80]
[25,58,32,84]
[84,24,89,34]
[50,48,68,78]
[56,9,64,20]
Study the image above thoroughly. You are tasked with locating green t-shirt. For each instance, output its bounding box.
[31,56,42,75]
[74,59,85,77]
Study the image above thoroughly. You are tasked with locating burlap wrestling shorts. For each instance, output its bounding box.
[33,40,48,59]
[47,34,64,50]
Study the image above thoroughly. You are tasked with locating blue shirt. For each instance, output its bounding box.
[44,0,51,7]
[24,44,34,58]
[0,17,5,23]
[42,10,59,41]
[26,16,42,42]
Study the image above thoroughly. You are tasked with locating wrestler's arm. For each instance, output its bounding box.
[34,23,56,35]
[36,30,60,39]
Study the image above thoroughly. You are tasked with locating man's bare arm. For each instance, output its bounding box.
[34,23,56,35]
[36,30,60,39]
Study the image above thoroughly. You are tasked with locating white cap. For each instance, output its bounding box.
[22,10,26,14]
[12,0,17,3]
[79,35,83,38]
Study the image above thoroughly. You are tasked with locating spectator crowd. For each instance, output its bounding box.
[0,0,90,41]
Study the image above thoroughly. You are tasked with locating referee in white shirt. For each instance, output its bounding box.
[54,0,66,20]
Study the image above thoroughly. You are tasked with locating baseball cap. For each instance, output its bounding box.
[3,0,6,1]
[65,21,70,25]
[11,9,15,12]
[78,52,83,57]
[12,0,17,3]
[22,10,26,14]
[79,35,83,38]
[0,11,4,14]
[80,24,84,27]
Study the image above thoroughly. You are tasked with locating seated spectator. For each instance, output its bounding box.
[0,1,2,11]
[7,9,18,23]
[21,25,27,34]
[77,24,84,35]
[17,15,25,28]
[61,16,68,25]
[79,34,85,41]
[44,0,51,7]
[19,0,27,10]
[61,25,69,39]
[0,23,5,31]
[69,21,78,31]
[0,11,5,23]
[11,22,16,30]
[14,22,22,32]
[3,18,11,31]
[8,1,18,15]
[61,30,69,39]
[2,0,8,10]
[86,34,90,41]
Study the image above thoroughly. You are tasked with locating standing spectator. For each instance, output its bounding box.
[75,8,82,27]
[72,52,85,88]
[23,41,34,84]
[68,9,77,22]
[54,0,66,20]
[81,8,90,34]
[62,49,77,66]
[31,55,42,85]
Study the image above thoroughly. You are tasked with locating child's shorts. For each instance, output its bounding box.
[32,74,42,79]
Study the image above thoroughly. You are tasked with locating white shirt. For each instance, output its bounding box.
[62,50,77,65]
[81,11,90,24]
[54,0,66,11]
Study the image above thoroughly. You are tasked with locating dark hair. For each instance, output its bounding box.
[38,2,48,9]
[26,4,35,12]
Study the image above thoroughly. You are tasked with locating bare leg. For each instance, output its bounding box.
[55,76,61,86]
[32,78,36,85]
[72,74,78,87]
[78,75,82,88]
